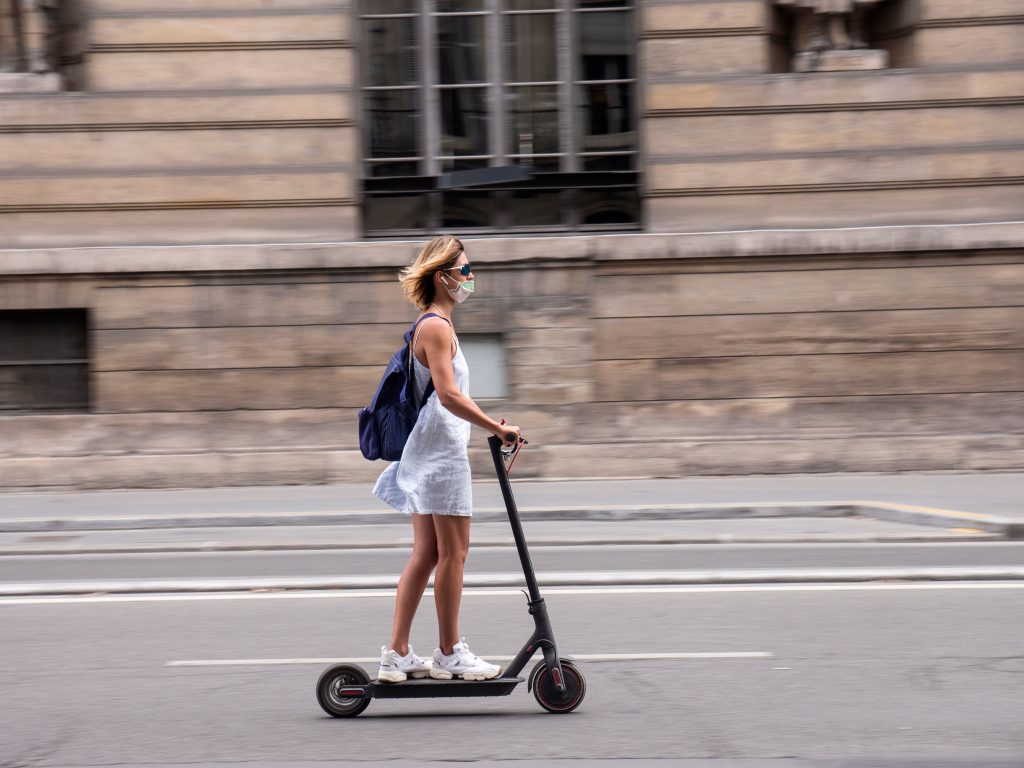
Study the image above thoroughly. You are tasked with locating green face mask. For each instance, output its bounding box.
[444,275,475,304]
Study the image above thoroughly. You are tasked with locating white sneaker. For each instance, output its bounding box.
[429,638,502,681]
[377,645,432,683]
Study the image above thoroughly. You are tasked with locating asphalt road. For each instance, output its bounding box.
[2,541,1023,583]
[2,582,1023,766]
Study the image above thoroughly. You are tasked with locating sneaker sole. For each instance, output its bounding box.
[377,670,407,683]
[429,667,501,681]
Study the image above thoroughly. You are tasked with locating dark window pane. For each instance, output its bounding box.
[507,0,558,8]
[0,310,89,412]
[0,310,87,361]
[436,0,484,11]
[365,90,421,158]
[437,15,486,84]
[579,10,632,80]
[440,157,491,171]
[360,0,415,14]
[513,155,562,172]
[443,191,493,228]
[439,87,489,156]
[505,190,563,226]
[362,17,417,87]
[364,195,429,232]
[507,85,560,155]
[579,82,633,151]
[581,154,634,171]
[506,13,557,82]
[576,1,630,8]
[577,188,639,225]
[367,161,420,177]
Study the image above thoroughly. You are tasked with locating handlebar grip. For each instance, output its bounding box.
[503,431,517,443]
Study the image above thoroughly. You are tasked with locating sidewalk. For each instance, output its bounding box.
[0,472,1020,553]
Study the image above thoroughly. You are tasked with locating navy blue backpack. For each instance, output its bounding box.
[358,313,446,461]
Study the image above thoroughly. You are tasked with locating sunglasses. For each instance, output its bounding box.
[444,263,473,277]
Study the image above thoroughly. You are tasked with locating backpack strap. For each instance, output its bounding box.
[410,312,452,363]
[408,312,451,408]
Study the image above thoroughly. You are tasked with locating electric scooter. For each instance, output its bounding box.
[316,434,586,716]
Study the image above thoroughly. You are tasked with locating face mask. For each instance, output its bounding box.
[443,273,475,304]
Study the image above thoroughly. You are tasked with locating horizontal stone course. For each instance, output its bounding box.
[85,49,353,90]
[0,170,354,207]
[594,307,1024,359]
[0,92,352,128]
[647,185,1022,230]
[594,349,1024,402]
[88,14,350,45]
[595,261,1024,317]
[645,106,1024,156]
[0,126,355,170]
[646,146,1024,192]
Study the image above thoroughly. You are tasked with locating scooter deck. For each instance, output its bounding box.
[369,676,524,699]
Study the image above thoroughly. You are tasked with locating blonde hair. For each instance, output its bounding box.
[399,235,464,310]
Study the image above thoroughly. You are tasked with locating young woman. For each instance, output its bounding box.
[373,235,522,683]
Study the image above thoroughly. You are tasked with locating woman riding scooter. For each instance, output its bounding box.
[372,235,522,682]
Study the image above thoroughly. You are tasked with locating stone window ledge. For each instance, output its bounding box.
[0,72,61,93]
[0,222,1021,276]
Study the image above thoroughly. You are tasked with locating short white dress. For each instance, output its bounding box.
[373,318,473,517]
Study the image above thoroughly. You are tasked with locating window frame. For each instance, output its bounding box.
[357,0,640,237]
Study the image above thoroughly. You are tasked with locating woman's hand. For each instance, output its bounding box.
[495,422,522,447]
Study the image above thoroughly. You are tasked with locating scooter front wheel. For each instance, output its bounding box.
[532,660,586,714]
[317,663,371,718]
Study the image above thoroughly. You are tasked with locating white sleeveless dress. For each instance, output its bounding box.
[372,321,473,517]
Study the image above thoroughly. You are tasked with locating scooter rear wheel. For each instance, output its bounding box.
[533,660,586,714]
[317,663,371,718]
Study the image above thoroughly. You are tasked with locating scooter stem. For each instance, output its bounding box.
[487,435,542,603]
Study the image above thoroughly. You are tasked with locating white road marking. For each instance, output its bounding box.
[167,651,772,667]
[2,581,1024,606]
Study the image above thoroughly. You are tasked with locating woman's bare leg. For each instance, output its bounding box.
[388,513,438,656]
[432,514,471,655]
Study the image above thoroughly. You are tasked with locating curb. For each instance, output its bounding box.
[4,567,1024,596]
[0,502,856,533]
[1,500,1021,539]
[0,531,997,557]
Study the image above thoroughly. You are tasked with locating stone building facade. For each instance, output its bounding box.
[0,0,1022,489]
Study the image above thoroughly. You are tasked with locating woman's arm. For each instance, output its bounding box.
[419,319,520,444]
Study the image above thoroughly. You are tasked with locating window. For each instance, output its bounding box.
[359,0,639,235]
[458,334,507,398]
[0,310,90,412]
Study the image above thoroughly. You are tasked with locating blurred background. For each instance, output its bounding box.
[1,0,1022,489]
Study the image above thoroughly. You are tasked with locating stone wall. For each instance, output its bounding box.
[1,225,1021,489]
[641,0,1024,231]
[0,1,1022,489]
[0,0,357,248]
